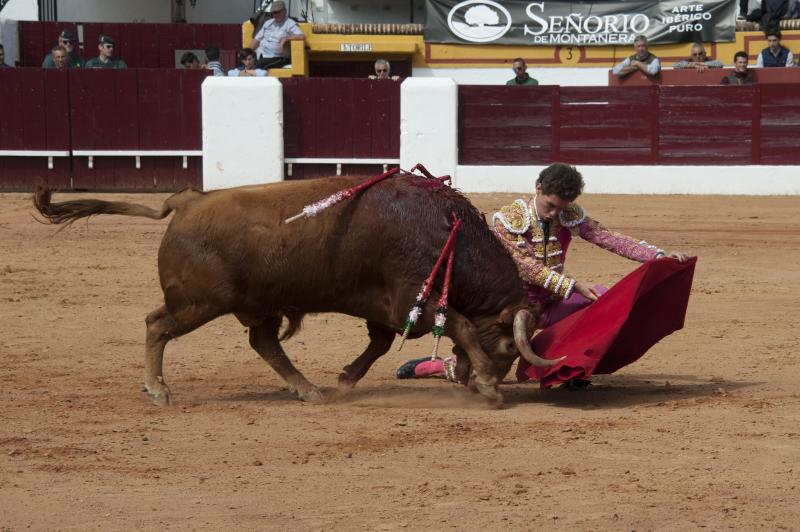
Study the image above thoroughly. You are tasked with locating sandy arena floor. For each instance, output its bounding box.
[1,189,798,531]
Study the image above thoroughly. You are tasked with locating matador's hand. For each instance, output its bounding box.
[666,251,690,263]
[574,280,600,301]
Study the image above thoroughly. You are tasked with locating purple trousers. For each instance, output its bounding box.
[539,285,608,328]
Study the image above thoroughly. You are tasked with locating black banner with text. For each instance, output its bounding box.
[425,0,737,46]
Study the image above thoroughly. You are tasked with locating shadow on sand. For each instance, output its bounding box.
[218,373,758,410]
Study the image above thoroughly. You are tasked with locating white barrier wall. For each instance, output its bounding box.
[201,76,800,195]
[202,77,284,191]
[400,77,458,179]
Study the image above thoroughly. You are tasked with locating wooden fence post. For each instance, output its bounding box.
[651,85,660,164]
[751,85,761,164]
[550,85,560,162]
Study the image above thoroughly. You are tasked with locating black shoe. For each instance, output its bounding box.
[561,378,592,390]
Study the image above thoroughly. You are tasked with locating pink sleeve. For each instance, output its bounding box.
[578,217,663,263]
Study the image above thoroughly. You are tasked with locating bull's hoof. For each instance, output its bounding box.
[337,372,357,390]
[475,383,504,408]
[297,386,325,403]
[142,382,172,406]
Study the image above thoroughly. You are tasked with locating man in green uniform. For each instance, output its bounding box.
[506,58,539,86]
[85,35,127,69]
[42,29,83,69]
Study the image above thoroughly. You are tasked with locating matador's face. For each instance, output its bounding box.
[534,183,571,223]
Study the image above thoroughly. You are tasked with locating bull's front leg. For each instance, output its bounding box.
[443,309,503,406]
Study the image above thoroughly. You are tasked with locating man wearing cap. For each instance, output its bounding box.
[85,35,127,69]
[248,0,304,70]
[42,29,84,69]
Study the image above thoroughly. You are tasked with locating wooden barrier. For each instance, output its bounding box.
[609,67,800,86]
[459,85,554,165]
[282,78,400,179]
[69,68,207,189]
[0,68,70,188]
[459,84,800,165]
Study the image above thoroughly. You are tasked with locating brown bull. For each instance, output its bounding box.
[33,175,556,406]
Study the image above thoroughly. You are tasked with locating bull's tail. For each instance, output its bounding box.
[33,184,204,226]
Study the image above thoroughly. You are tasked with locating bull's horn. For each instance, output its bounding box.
[513,309,565,367]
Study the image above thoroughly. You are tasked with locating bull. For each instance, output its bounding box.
[33,174,557,406]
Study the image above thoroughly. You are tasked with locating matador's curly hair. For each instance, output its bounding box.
[536,162,584,201]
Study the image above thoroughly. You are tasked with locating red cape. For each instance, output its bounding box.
[517,257,697,388]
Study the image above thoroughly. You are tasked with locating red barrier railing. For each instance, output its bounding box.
[281,78,401,179]
[0,68,71,188]
[0,68,207,190]
[609,67,800,86]
[459,84,800,165]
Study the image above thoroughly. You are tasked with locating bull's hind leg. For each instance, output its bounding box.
[143,304,218,406]
[338,321,395,389]
[250,317,323,402]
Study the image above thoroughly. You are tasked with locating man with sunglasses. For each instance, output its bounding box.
[673,42,722,72]
[248,0,304,70]
[85,35,127,69]
[506,58,538,85]
[369,59,400,81]
[42,29,84,69]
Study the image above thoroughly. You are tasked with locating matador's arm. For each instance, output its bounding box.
[578,216,664,262]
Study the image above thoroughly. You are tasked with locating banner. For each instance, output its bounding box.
[425,0,737,46]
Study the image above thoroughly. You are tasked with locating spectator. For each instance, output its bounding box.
[506,57,538,85]
[227,48,267,77]
[673,43,723,72]
[368,59,400,81]
[747,0,789,31]
[248,0,304,70]
[721,51,756,85]
[0,44,10,68]
[180,51,202,70]
[42,29,84,69]
[756,29,794,67]
[204,45,225,76]
[50,46,69,70]
[612,35,660,78]
[85,35,127,69]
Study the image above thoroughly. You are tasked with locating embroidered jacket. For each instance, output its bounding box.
[492,198,664,306]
